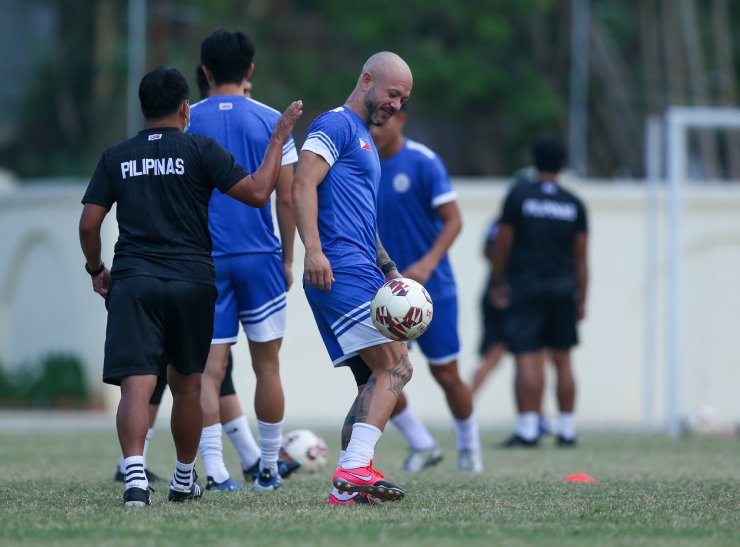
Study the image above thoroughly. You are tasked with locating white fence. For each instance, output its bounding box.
[1,179,739,431]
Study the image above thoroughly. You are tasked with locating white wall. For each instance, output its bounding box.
[1,179,739,430]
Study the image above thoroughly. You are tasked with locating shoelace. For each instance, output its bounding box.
[367,460,384,479]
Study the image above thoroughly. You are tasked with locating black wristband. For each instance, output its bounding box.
[85,262,105,276]
[380,261,398,275]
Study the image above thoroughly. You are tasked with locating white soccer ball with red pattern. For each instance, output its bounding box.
[370,278,434,341]
[280,429,330,473]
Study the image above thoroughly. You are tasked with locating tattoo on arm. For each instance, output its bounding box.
[376,233,392,269]
[386,353,412,396]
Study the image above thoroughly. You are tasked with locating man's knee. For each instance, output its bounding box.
[430,363,460,389]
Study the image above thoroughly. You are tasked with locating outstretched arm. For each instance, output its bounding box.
[227,101,302,207]
[292,150,334,291]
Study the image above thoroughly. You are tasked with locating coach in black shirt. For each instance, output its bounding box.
[79,66,301,506]
[491,136,588,448]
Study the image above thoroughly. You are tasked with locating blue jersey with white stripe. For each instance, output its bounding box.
[376,139,457,299]
[189,95,298,257]
[301,107,381,269]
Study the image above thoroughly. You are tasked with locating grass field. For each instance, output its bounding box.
[1,426,739,546]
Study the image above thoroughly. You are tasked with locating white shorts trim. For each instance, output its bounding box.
[212,336,238,345]
[426,351,462,366]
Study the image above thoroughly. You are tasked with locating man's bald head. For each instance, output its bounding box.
[359,51,413,86]
[347,51,412,126]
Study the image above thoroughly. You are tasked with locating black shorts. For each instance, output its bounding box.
[103,276,217,386]
[219,351,236,397]
[148,350,236,404]
[503,286,578,354]
[479,291,506,354]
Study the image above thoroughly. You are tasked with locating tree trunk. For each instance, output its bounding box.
[678,0,721,179]
[712,0,740,180]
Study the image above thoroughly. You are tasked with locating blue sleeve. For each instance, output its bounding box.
[301,111,351,167]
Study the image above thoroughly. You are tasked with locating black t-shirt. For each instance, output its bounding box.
[82,127,249,284]
[499,179,588,290]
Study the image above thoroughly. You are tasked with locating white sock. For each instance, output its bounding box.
[142,428,154,467]
[118,455,126,474]
[171,458,195,490]
[337,450,346,469]
[453,412,481,451]
[516,412,540,441]
[257,419,284,475]
[199,423,229,483]
[390,406,437,451]
[122,455,147,490]
[342,423,381,469]
[559,412,576,440]
[224,416,261,470]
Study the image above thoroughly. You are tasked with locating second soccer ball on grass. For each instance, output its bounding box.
[280,429,330,473]
[370,278,434,341]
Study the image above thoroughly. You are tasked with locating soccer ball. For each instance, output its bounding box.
[280,429,330,473]
[370,278,434,341]
[681,405,717,437]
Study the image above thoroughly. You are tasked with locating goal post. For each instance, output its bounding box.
[663,107,740,436]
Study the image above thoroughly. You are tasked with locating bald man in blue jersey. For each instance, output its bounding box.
[371,105,482,473]
[293,52,414,506]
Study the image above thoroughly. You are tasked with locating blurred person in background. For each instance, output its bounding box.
[79,66,301,506]
[190,29,298,493]
[192,63,300,490]
[491,136,588,448]
[370,103,482,473]
[469,220,508,397]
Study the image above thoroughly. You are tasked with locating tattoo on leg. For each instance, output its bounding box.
[387,354,412,396]
[340,379,376,449]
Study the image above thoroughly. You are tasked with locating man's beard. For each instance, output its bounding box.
[364,92,388,127]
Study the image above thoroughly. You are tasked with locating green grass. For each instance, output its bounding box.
[1,428,739,546]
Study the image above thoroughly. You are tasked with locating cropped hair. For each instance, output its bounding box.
[531,135,567,173]
[200,29,255,86]
[139,66,190,120]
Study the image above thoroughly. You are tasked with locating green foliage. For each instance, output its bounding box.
[1,0,738,177]
[0,353,90,409]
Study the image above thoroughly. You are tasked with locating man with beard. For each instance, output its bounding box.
[292,52,414,506]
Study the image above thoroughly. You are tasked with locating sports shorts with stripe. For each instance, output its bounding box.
[212,253,287,344]
[103,276,217,386]
[304,265,391,367]
[409,292,461,365]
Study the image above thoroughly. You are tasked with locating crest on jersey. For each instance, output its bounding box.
[359,138,372,151]
[392,173,411,193]
[148,134,162,141]
[219,103,233,110]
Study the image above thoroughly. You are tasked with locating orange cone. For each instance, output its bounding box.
[565,473,597,483]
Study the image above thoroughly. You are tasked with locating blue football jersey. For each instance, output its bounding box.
[376,139,457,299]
[301,107,381,269]
[189,96,298,257]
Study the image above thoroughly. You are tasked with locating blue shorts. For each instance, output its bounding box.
[212,253,287,344]
[304,266,391,366]
[409,293,461,365]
